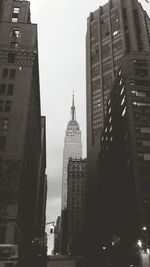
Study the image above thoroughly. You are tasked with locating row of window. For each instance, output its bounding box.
[133,101,150,108]
[130,79,150,87]
[2,69,16,79]
[131,90,147,97]
[138,153,150,161]
[135,68,148,77]
[137,140,150,147]
[136,127,150,134]
[132,59,147,67]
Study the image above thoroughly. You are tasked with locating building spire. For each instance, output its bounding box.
[71,92,76,121]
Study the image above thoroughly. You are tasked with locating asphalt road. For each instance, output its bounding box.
[47,256,82,267]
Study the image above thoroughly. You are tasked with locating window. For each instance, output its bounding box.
[9,69,16,79]
[12,18,18,23]
[11,29,20,48]
[133,59,147,67]
[131,90,146,97]
[130,80,135,86]
[0,136,6,151]
[108,107,111,114]
[110,136,113,142]
[5,101,11,112]
[118,68,122,75]
[142,140,150,147]
[140,127,150,134]
[0,84,6,95]
[7,84,14,95]
[113,30,118,36]
[119,78,123,85]
[122,106,127,117]
[120,85,125,95]
[0,101,4,112]
[12,29,20,39]
[8,52,16,63]
[135,68,148,77]
[144,153,150,161]
[10,42,19,49]
[2,118,9,130]
[121,96,126,106]
[133,79,150,87]
[2,69,8,79]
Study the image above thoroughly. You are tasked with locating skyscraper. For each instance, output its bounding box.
[86,0,150,155]
[97,51,150,263]
[61,95,82,211]
[0,0,46,258]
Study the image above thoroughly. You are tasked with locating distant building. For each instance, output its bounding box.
[61,94,82,211]
[86,0,150,155]
[0,0,46,259]
[67,158,87,255]
[34,117,47,256]
[60,95,82,255]
[97,51,150,260]
[54,216,61,255]
[0,0,4,18]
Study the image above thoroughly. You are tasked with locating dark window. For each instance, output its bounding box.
[0,136,6,151]
[10,42,19,49]
[2,69,8,79]
[131,79,150,87]
[0,101,4,112]
[9,69,16,79]
[13,12,19,18]
[0,84,6,95]
[139,165,150,177]
[5,101,11,112]
[2,118,9,130]
[141,179,150,193]
[135,68,148,77]
[133,59,147,67]
[7,84,14,95]
[8,52,16,63]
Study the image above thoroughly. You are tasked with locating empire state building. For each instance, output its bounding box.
[61,95,82,210]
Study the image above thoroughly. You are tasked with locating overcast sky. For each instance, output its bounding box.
[29,0,150,244]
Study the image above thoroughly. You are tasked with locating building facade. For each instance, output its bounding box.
[67,158,87,255]
[86,0,150,155]
[61,95,82,211]
[0,0,46,259]
[54,216,61,255]
[97,52,150,262]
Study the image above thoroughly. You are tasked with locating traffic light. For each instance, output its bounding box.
[50,227,54,234]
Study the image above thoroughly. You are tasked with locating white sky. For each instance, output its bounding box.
[29,0,150,246]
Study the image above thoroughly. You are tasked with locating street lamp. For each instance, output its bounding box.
[137,240,143,249]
